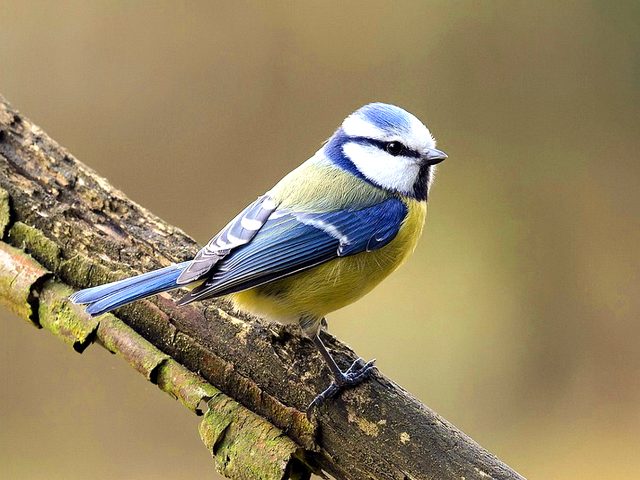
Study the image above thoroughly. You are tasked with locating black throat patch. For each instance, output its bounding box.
[412,165,432,201]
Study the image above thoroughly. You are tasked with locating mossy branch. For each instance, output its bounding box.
[0,94,525,480]
[0,241,307,480]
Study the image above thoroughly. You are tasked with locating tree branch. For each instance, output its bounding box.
[0,94,525,480]
[0,233,307,480]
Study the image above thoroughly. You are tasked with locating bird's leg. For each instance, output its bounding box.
[309,334,376,409]
[299,316,376,412]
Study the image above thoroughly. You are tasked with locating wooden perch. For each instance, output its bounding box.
[0,94,525,480]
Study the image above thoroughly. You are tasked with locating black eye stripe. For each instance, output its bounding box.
[349,137,421,158]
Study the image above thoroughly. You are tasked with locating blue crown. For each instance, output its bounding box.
[353,102,412,136]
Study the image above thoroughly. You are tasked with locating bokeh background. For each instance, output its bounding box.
[1,2,639,479]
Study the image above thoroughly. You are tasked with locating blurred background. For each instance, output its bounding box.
[1,1,639,479]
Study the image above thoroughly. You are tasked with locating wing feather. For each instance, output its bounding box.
[176,194,279,284]
[178,197,407,303]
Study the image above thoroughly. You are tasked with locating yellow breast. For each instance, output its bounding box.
[228,198,427,322]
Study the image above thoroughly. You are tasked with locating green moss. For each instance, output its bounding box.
[58,253,128,291]
[200,395,302,480]
[8,222,61,271]
[96,315,169,381]
[156,359,220,414]
[58,254,96,287]
[38,281,100,352]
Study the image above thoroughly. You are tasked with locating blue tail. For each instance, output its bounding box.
[70,262,191,316]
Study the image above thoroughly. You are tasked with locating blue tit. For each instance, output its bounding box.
[70,102,447,409]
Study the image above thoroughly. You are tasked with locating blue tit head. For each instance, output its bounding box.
[324,103,446,201]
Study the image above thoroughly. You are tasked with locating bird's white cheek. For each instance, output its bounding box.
[343,143,419,195]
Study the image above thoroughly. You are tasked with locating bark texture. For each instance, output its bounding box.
[0,94,526,480]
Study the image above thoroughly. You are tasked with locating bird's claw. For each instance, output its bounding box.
[307,358,376,416]
[307,382,340,413]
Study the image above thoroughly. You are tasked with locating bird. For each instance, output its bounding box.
[70,102,447,410]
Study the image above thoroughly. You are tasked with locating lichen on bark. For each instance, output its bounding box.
[200,394,309,480]
[38,280,99,352]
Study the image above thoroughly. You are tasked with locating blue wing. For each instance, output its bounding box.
[178,197,407,303]
[176,194,279,284]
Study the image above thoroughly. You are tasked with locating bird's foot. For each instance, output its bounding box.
[307,358,376,414]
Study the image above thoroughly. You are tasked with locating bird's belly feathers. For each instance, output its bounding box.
[228,199,426,322]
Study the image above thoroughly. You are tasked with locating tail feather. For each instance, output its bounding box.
[70,262,190,317]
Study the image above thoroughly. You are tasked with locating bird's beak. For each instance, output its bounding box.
[423,148,447,166]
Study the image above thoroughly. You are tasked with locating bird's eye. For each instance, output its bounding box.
[385,141,405,156]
